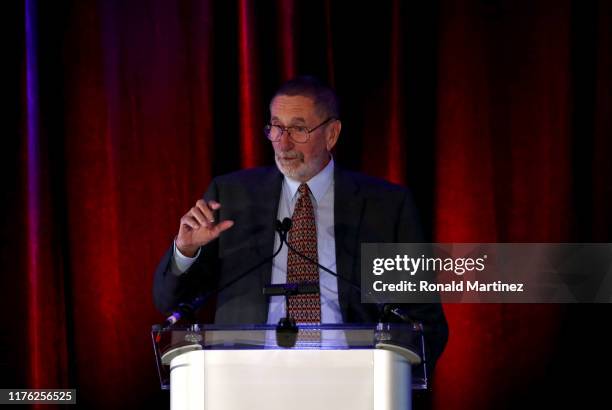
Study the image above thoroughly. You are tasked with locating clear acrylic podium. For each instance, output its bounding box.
[152,323,425,410]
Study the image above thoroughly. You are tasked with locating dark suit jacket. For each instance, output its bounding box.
[153,165,448,375]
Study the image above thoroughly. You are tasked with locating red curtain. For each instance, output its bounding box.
[435,2,569,407]
[3,0,612,408]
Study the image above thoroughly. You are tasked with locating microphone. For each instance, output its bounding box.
[161,222,288,328]
[275,217,292,240]
[162,294,209,328]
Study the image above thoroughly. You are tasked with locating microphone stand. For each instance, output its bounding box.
[160,223,289,328]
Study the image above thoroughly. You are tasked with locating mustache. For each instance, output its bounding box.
[276,151,304,161]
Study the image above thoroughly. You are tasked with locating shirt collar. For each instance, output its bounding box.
[284,157,334,204]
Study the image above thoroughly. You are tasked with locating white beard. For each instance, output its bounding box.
[274,151,329,182]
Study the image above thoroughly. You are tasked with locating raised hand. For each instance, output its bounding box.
[175,199,234,257]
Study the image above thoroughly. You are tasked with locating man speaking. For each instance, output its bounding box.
[153,76,448,377]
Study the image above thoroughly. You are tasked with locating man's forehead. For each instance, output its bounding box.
[270,95,317,119]
[270,115,307,124]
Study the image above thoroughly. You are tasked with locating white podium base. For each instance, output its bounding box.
[170,349,411,410]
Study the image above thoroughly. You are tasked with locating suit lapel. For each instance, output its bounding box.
[334,166,365,321]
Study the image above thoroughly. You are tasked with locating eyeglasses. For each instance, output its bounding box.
[263,117,335,143]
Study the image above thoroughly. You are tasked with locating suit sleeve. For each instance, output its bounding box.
[152,180,221,314]
[395,190,449,379]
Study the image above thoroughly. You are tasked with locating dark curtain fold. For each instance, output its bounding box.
[2,0,612,409]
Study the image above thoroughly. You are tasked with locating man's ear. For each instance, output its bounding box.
[326,120,341,151]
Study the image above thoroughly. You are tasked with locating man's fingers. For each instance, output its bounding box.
[195,199,216,223]
[181,215,200,230]
[180,200,230,245]
[190,206,209,227]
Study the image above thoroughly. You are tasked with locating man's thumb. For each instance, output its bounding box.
[215,220,234,235]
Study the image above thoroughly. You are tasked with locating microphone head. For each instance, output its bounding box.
[281,217,292,232]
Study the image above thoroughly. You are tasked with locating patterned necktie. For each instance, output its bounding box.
[287,183,321,323]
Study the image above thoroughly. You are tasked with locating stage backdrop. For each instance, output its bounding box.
[2,0,612,409]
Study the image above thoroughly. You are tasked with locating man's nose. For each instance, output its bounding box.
[277,129,294,150]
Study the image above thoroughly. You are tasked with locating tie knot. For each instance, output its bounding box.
[298,183,309,196]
